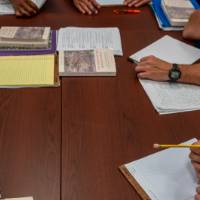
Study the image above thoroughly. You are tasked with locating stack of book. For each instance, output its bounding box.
[0,26,59,88]
[150,0,200,30]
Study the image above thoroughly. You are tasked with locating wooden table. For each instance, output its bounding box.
[0,1,200,200]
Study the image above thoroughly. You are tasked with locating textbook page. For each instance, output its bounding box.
[0,55,54,86]
[125,138,198,200]
[96,0,123,6]
[130,35,200,114]
[57,27,123,56]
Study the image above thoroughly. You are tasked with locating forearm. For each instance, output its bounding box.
[183,11,200,40]
[178,64,200,85]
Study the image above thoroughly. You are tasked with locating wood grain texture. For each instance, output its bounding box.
[0,88,61,200]
[61,3,200,200]
[0,1,200,200]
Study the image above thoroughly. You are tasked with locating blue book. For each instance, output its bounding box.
[151,0,200,31]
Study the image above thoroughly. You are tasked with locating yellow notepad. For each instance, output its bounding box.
[0,54,55,86]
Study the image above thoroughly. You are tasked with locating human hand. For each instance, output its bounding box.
[189,141,200,180]
[11,0,39,17]
[135,55,171,81]
[195,186,200,200]
[73,0,101,15]
[124,0,150,7]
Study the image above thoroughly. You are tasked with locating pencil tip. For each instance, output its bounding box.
[153,143,160,148]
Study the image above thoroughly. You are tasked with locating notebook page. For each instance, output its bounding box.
[57,27,123,56]
[125,138,198,200]
[0,55,54,86]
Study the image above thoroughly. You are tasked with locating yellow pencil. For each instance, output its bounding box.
[153,144,200,148]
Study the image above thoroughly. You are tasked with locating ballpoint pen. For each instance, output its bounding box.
[113,9,141,14]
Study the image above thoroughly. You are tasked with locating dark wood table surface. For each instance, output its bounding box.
[0,1,200,200]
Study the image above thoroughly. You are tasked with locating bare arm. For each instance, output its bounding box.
[135,55,200,85]
[183,10,200,40]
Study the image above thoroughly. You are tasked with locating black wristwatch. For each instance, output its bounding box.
[168,64,181,82]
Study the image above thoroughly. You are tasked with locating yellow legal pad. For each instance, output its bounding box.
[0,54,55,86]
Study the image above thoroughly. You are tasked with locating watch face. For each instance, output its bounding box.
[171,71,180,79]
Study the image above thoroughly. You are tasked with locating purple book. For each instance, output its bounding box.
[0,30,57,56]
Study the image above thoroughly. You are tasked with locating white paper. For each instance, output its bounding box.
[96,0,123,6]
[125,138,198,200]
[57,27,123,56]
[130,35,200,114]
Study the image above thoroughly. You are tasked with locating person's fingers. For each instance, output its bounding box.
[91,0,101,9]
[21,2,36,15]
[124,0,137,6]
[196,186,200,194]
[192,162,200,172]
[137,72,151,79]
[140,55,156,62]
[26,0,38,10]
[77,4,86,14]
[195,193,200,200]
[135,65,152,72]
[79,2,92,14]
[15,9,22,16]
[190,152,200,163]
[18,6,31,16]
[134,0,149,7]
[190,142,200,154]
[84,1,97,14]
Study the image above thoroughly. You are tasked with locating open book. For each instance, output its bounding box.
[120,138,198,200]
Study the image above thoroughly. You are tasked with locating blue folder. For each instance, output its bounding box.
[151,0,200,29]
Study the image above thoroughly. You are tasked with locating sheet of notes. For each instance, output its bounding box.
[96,0,123,5]
[57,27,123,56]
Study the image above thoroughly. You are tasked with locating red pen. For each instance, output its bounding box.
[113,9,141,14]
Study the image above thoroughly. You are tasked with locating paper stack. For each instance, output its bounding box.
[0,54,58,88]
[161,0,194,27]
[57,27,123,56]
[0,26,59,88]
[129,35,200,114]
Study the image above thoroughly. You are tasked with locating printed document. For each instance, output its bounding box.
[130,35,200,114]
[124,138,198,200]
[57,27,123,56]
